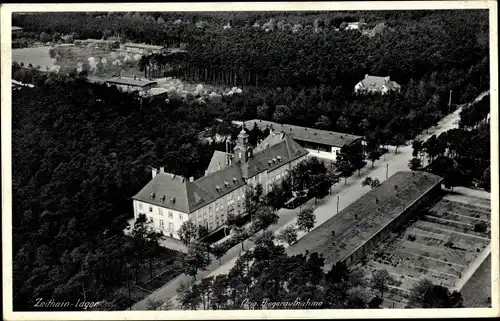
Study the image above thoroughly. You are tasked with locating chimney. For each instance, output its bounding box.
[189,176,194,182]
[159,166,165,173]
[152,167,158,178]
[365,74,369,79]
[385,76,390,82]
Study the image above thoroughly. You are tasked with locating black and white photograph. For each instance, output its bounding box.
[1,1,498,319]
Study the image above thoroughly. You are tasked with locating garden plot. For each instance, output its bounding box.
[353,196,491,308]
[435,199,491,220]
[443,194,491,211]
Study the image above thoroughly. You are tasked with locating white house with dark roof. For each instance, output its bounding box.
[238,119,364,161]
[354,74,401,95]
[132,127,309,241]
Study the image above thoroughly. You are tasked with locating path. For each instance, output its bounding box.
[132,90,489,310]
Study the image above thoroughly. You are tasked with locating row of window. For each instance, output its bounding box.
[142,215,175,232]
[138,202,183,220]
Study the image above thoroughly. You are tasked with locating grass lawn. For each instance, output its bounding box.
[12,46,55,70]
[460,254,492,307]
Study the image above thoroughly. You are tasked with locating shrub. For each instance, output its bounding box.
[473,221,487,233]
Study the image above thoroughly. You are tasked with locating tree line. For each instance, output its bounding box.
[408,95,490,191]
[174,231,463,310]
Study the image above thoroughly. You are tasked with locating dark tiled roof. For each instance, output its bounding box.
[287,171,443,269]
[244,133,308,177]
[206,151,231,174]
[132,172,191,213]
[243,119,363,148]
[133,133,309,213]
[190,165,246,211]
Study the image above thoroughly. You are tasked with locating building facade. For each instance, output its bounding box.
[132,128,309,240]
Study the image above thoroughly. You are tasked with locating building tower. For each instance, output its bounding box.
[233,125,252,163]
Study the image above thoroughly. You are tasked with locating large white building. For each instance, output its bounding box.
[132,127,309,239]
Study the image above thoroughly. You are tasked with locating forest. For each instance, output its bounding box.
[410,94,491,190]
[11,10,490,311]
[11,77,220,310]
[175,231,463,309]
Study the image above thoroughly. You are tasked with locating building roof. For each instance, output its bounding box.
[287,171,443,269]
[133,132,309,213]
[106,77,157,87]
[12,26,23,31]
[242,119,363,148]
[358,75,400,91]
[86,76,109,84]
[206,151,231,174]
[133,172,192,213]
[123,42,165,50]
[83,38,119,43]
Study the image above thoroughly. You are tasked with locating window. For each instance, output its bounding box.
[179,214,182,220]
[149,206,153,213]
[168,223,174,231]
[159,208,163,216]
[168,211,173,219]
[159,220,164,227]
[139,203,143,210]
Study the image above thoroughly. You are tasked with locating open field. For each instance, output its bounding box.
[355,194,491,308]
[12,46,55,70]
